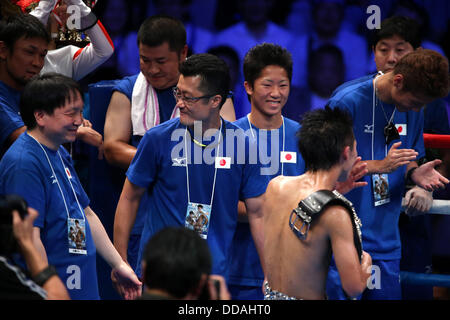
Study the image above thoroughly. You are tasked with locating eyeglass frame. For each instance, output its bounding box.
[172,87,216,106]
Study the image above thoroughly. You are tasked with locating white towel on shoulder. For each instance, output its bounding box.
[131,72,179,136]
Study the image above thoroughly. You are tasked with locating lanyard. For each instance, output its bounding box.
[247,114,286,175]
[184,120,223,206]
[372,72,392,160]
[28,133,85,220]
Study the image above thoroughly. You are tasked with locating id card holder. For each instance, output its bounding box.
[185,202,211,239]
[372,174,390,206]
[68,218,87,255]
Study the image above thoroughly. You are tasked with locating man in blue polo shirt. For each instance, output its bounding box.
[0,73,141,300]
[326,48,449,300]
[104,15,236,271]
[113,53,268,279]
[0,14,48,159]
[229,43,305,300]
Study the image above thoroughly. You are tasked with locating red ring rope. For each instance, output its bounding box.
[424,134,450,149]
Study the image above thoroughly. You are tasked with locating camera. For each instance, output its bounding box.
[198,277,221,300]
[0,194,29,255]
[0,194,28,221]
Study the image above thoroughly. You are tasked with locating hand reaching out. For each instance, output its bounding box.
[111,262,142,300]
[380,142,418,173]
[336,157,368,194]
[411,160,449,191]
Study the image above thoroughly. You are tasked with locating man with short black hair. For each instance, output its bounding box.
[0,14,49,159]
[140,226,230,300]
[263,106,372,300]
[326,47,449,300]
[113,53,267,281]
[104,16,235,271]
[0,73,142,300]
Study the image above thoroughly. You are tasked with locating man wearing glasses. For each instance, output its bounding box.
[103,15,235,271]
[113,53,268,281]
[326,48,449,300]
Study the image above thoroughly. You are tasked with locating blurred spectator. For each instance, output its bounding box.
[150,0,214,55]
[392,0,445,55]
[367,1,447,73]
[284,0,313,36]
[309,0,369,81]
[91,0,144,79]
[283,44,345,122]
[140,227,230,300]
[212,0,308,117]
[207,45,248,119]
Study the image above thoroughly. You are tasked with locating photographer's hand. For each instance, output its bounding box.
[12,208,70,300]
[12,208,38,255]
[207,275,230,300]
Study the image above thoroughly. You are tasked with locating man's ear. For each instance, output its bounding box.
[392,73,405,91]
[34,110,46,126]
[243,81,253,96]
[341,145,351,162]
[0,41,9,60]
[180,44,188,62]
[210,95,223,110]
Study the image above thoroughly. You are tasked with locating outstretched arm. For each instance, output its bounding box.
[84,206,142,300]
[29,0,57,25]
[366,141,418,174]
[65,0,115,81]
[409,160,449,191]
[113,179,146,262]
[335,157,368,194]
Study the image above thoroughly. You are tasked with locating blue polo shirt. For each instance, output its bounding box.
[0,80,23,159]
[328,77,425,260]
[228,115,305,287]
[0,133,98,300]
[127,118,269,278]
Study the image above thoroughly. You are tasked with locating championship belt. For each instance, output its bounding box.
[10,0,97,48]
[289,189,363,260]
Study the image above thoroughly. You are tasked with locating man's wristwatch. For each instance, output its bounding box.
[33,265,58,287]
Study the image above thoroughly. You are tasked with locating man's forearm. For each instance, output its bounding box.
[103,142,136,170]
[365,159,385,175]
[85,207,125,268]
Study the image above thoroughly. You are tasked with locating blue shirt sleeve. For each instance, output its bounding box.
[0,99,24,151]
[239,137,270,200]
[112,74,138,101]
[126,128,159,188]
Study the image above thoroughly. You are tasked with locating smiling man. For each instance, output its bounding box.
[228,43,306,300]
[103,16,235,271]
[113,53,268,281]
[0,14,49,159]
[0,73,142,300]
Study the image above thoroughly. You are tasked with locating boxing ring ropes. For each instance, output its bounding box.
[399,133,450,289]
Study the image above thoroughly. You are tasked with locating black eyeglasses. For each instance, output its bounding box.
[172,87,214,106]
[383,122,400,145]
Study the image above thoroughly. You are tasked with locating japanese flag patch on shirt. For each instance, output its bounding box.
[280,151,297,163]
[215,157,231,169]
[395,124,407,136]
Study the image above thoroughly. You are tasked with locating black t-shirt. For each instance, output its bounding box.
[0,256,47,300]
